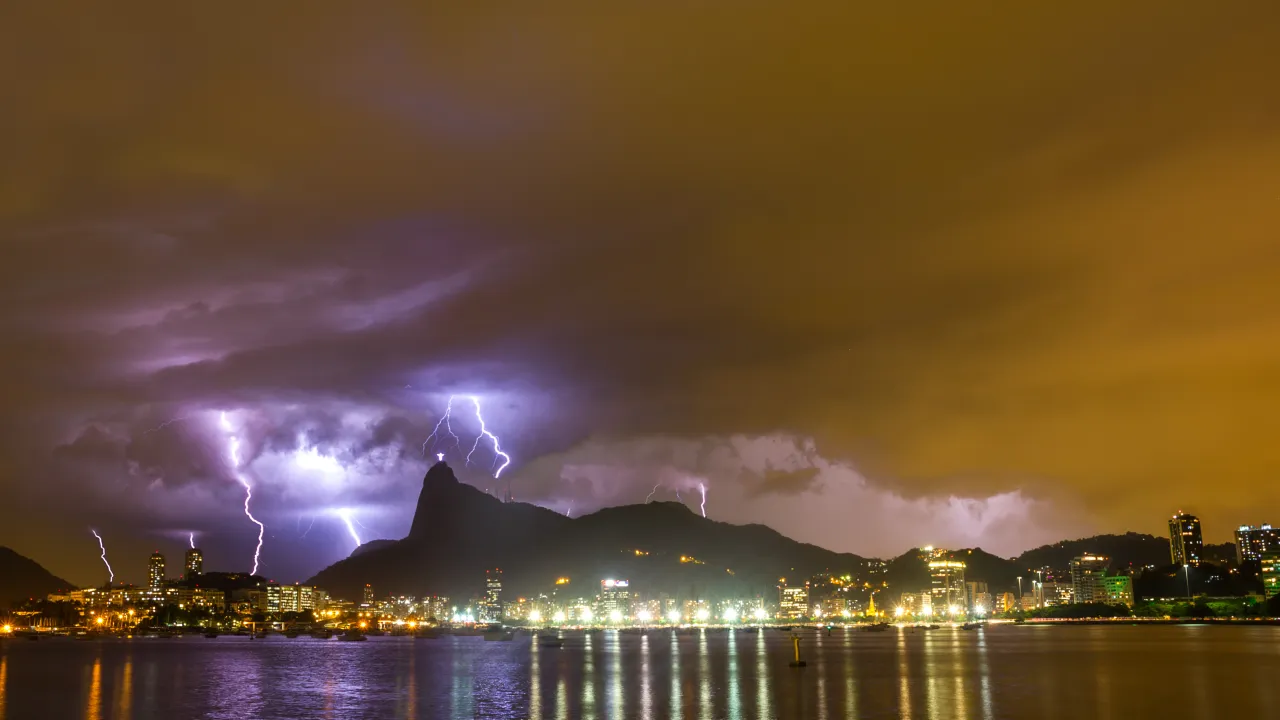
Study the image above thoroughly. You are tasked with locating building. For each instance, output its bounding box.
[598,579,632,618]
[1070,554,1110,604]
[362,584,375,608]
[927,551,967,611]
[995,592,1017,614]
[1168,512,1204,566]
[964,581,991,614]
[184,547,203,578]
[1100,575,1134,607]
[778,579,809,619]
[1235,525,1280,564]
[1262,552,1280,600]
[280,584,327,613]
[147,552,166,591]
[481,569,503,622]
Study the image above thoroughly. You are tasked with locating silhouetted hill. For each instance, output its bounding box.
[883,547,1022,595]
[308,461,869,600]
[1015,533,1173,571]
[0,547,74,607]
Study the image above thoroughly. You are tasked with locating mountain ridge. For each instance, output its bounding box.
[0,546,75,607]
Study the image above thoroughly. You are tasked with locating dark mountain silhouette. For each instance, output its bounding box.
[0,546,74,607]
[308,461,870,600]
[883,547,1022,595]
[1014,532,1175,571]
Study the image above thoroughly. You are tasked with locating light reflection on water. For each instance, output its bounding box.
[0,626,1276,719]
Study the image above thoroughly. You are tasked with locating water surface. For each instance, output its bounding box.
[1,625,1276,719]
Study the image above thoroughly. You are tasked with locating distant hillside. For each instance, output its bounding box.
[1015,533,1173,571]
[0,547,74,607]
[883,547,1021,595]
[308,461,869,600]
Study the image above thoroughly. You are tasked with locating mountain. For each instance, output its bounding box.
[883,547,1022,595]
[1014,532,1175,571]
[308,461,870,601]
[0,546,74,607]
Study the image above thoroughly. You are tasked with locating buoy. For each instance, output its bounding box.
[789,634,807,668]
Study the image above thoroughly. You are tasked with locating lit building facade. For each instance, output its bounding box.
[184,548,203,578]
[1100,575,1134,607]
[1235,524,1280,564]
[1168,513,1204,566]
[778,579,809,619]
[1070,554,1110,604]
[362,584,375,608]
[481,568,503,622]
[927,553,967,610]
[1262,552,1280,600]
[598,579,632,617]
[148,552,166,591]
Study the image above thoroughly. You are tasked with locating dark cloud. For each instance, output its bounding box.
[2,1,1279,585]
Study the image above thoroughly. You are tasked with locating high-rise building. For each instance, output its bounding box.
[965,581,991,614]
[148,551,166,591]
[1262,552,1280,600]
[1235,524,1280,564]
[1070,554,1110,604]
[1168,512,1204,566]
[184,547,203,578]
[927,551,967,612]
[1100,575,1134,607]
[481,568,503,622]
[778,578,809,619]
[598,579,632,618]
[362,584,374,608]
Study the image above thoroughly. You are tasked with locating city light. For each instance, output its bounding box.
[695,608,710,622]
[975,605,986,617]
[895,606,906,617]
[752,607,768,621]
[581,608,593,622]
[529,610,542,623]
[922,607,933,617]
[949,605,959,616]
[667,610,682,624]
[553,610,566,623]
[723,607,738,621]
[1,624,11,634]
[609,610,623,623]
[635,609,652,623]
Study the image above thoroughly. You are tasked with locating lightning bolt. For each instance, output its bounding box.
[338,510,362,548]
[188,532,196,549]
[462,396,511,477]
[90,530,114,584]
[220,411,265,575]
[699,483,707,518]
[645,483,661,503]
[423,396,462,458]
[565,503,572,517]
[142,414,195,435]
[300,515,317,540]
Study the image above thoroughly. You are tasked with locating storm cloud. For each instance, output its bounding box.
[3,2,1279,585]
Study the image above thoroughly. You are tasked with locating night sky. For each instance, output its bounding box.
[5,3,1280,587]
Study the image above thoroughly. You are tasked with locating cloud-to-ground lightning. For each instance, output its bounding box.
[338,510,362,548]
[90,530,114,584]
[188,532,195,549]
[220,411,265,575]
[699,483,707,518]
[300,515,317,539]
[463,396,512,478]
[645,483,661,503]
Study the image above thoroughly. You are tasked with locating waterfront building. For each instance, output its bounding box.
[778,578,809,619]
[1235,525,1280,564]
[598,579,632,618]
[481,568,503,622]
[147,552,166,591]
[279,583,327,613]
[995,592,1017,613]
[184,547,203,578]
[1070,554,1110,604]
[927,551,967,610]
[362,584,375,608]
[1100,575,1134,607]
[1262,552,1280,600]
[1168,512,1204,566]
[964,581,990,613]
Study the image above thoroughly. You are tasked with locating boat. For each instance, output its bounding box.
[365,627,386,637]
[415,628,442,639]
[860,623,891,632]
[483,630,515,642]
[310,628,334,639]
[961,622,982,630]
[339,629,367,642]
[204,631,219,639]
[539,639,564,649]
[925,624,941,630]
[284,629,300,639]
[254,631,268,639]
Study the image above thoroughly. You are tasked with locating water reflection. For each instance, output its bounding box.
[756,630,769,720]
[670,631,682,720]
[727,630,740,720]
[977,630,993,720]
[85,655,101,720]
[528,642,539,720]
[0,651,7,720]
[640,634,651,720]
[897,629,912,720]
[116,653,132,719]
[607,631,622,718]
[582,632,596,719]
[698,630,712,719]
